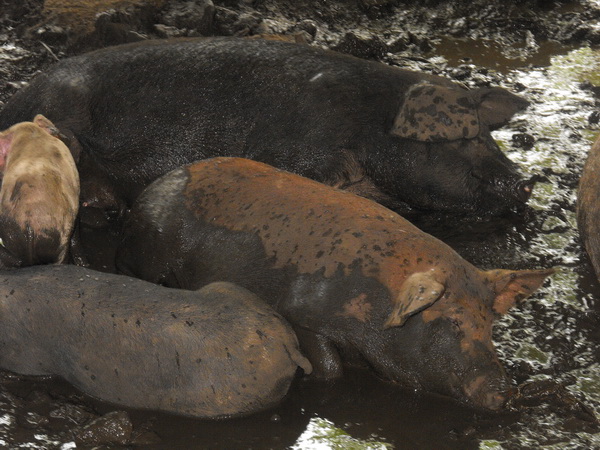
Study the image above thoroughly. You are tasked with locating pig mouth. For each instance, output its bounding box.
[464,374,510,411]
[475,173,541,216]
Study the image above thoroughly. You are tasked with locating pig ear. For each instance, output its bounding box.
[485,268,555,315]
[33,115,81,163]
[391,81,480,142]
[476,87,530,131]
[384,269,445,329]
[0,131,13,169]
[33,114,61,137]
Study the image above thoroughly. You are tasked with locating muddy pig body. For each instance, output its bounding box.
[577,134,600,279]
[0,115,79,267]
[116,157,552,410]
[0,37,532,219]
[0,264,311,418]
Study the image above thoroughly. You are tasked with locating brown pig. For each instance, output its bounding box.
[578,133,600,279]
[116,157,553,411]
[0,115,79,267]
[0,264,311,418]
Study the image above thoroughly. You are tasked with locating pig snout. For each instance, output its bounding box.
[463,372,510,410]
[482,172,537,211]
[515,177,535,203]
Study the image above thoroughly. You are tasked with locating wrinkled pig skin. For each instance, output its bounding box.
[116,157,553,411]
[577,133,600,280]
[0,37,532,219]
[0,115,79,267]
[0,264,311,418]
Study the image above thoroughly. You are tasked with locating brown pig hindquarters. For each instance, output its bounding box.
[116,157,553,411]
[0,115,79,267]
[0,264,311,418]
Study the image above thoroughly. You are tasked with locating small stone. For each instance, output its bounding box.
[159,0,214,35]
[75,410,133,446]
[512,133,536,149]
[333,32,388,60]
[50,403,96,425]
[23,412,50,429]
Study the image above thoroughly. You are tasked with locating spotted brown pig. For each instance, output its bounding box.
[116,157,553,410]
[0,115,79,267]
[0,264,311,418]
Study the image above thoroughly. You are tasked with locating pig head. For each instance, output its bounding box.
[344,267,553,410]
[369,82,532,214]
[0,37,531,220]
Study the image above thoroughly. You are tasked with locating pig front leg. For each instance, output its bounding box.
[293,326,343,379]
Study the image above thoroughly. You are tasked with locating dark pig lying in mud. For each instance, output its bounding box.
[0,115,79,267]
[577,134,600,279]
[0,264,311,418]
[116,157,553,411]
[0,37,533,220]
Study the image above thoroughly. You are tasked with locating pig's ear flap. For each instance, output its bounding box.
[33,114,81,163]
[476,87,530,131]
[384,269,445,329]
[391,81,480,142]
[485,268,555,315]
[33,114,60,137]
[0,130,13,169]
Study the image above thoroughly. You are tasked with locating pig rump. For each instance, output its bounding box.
[0,115,79,267]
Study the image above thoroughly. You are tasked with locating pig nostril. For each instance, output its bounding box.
[485,391,507,410]
[516,179,536,202]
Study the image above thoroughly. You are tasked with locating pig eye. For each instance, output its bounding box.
[469,170,483,181]
[450,319,462,334]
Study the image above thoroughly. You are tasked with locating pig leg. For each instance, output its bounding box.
[322,150,414,215]
[294,326,343,379]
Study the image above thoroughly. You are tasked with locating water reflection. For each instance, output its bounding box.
[432,38,574,71]
[292,418,391,450]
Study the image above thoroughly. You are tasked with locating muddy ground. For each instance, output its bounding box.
[0,0,600,448]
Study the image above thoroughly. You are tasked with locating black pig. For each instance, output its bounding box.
[0,264,311,418]
[116,157,553,410]
[0,37,531,219]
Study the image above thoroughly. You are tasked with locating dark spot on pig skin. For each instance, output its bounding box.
[9,180,24,203]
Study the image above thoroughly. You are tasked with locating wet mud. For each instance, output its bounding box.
[1,0,600,448]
